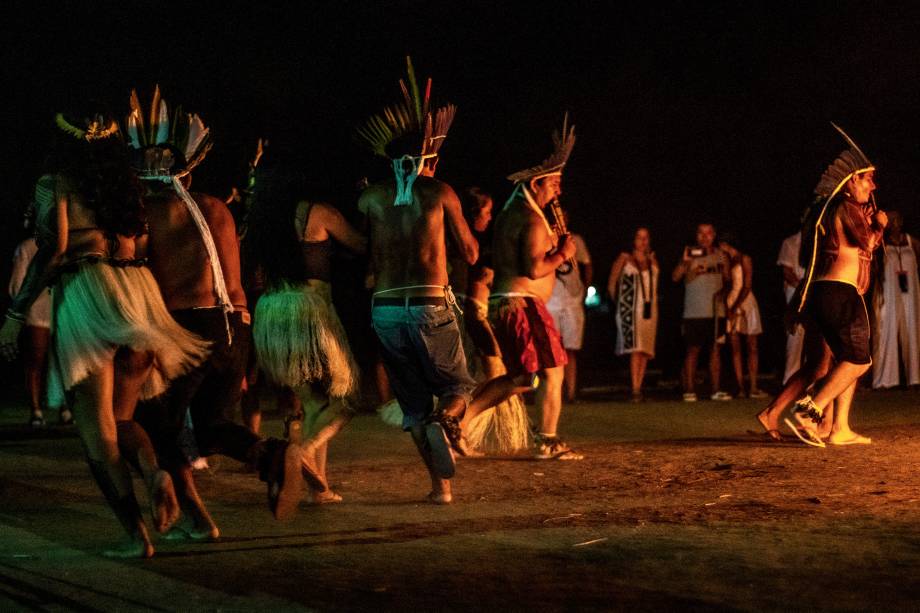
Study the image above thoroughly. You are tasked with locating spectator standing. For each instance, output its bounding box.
[872,211,920,388]
[608,227,658,402]
[672,223,731,401]
[546,230,592,402]
[777,231,806,383]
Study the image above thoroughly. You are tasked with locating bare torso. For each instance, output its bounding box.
[141,189,246,311]
[492,197,557,303]
[59,186,136,261]
[360,177,476,298]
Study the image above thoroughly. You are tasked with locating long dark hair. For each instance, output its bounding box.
[47,119,145,237]
[245,164,307,290]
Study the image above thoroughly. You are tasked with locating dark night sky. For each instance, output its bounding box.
[4,1,920,374]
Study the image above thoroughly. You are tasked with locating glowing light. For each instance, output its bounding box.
[585,285,601,307]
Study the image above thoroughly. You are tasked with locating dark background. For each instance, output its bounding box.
[3,1,920,389]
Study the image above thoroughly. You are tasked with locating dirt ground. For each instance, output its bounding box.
[1,388,919,611]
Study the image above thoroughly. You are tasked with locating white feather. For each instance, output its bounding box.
[154,101,169,145]
[184,114,209,160]
[126,112,142,149]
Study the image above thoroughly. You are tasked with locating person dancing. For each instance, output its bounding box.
[247,165,366,503]
[0,115,209,557]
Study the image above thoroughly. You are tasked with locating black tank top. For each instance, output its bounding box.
[301,238,332,282]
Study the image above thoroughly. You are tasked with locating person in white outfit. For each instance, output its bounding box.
[871,211,920,388]
[608,227,659,402]
[719,238,765,398]
[777,232,806,383]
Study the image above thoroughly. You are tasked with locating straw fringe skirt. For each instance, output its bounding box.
[253,284,358,398]
[49,261,210,407]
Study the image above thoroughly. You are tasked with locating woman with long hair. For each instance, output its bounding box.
[608,227,659,402]
[247,164,366,504]
[0,115,208,557]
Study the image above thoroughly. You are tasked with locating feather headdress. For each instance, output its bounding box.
[124,85,213,178]
[356,56,456,161]
[813,122,875,201]
[797,122,876,312]
[507,114,576,183]
[55,113,120,142]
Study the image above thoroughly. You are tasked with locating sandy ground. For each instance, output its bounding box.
[1,388,919,611]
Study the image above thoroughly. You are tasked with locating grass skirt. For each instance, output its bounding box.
[49,262,210,407]
[253,283,358,397]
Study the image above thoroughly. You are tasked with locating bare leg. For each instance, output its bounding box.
[461,373,531,429]
[563,350,578,402]
[757,328,832,432]
[409,425,451,503]
[536,366,565,436]
[729,333,744,394]
[113,348,179,534]
[24,325,50,422]
[374,359,393,404]
[241,367,262,435]
[746,334,761,395]
[166,464,220,541]
[709,341,722,393]
[302,394,354,502]
[683,346,701,394]
[809,361,871,413]
[827,380,868,443]
[74,363,153,558]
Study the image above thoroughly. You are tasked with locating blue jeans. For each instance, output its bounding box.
[372,303,475,429]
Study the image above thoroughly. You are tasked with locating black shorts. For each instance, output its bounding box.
[806,281,871,365]
[682,317,723,347]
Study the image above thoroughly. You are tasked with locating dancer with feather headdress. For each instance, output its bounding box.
[757,123,887,447]
[0,113,209,557]
[487,115,583,461]
[357,57,480,504]
[126,87,312,531]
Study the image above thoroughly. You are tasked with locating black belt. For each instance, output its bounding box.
[373,296,447,307]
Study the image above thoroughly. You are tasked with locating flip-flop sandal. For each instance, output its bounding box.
[828,434,872,445]
[783,418,825,448]
[425,422,456,479]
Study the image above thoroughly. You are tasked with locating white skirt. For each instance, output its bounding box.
[253,283,358,398]
[727,292,763,335]
[50,260,210,407]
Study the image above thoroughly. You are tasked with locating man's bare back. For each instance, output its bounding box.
[359,176,477,296]
[492,197,572,303]
[142,188,246,311]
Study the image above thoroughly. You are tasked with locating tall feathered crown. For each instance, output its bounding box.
[356,56,456,160]
[124,85,213,178]
[507,114,576,183]
[813,122,875,200]
[55,113,120,142]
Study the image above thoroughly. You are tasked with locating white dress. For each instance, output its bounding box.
[777,233,805,383]
[872,238,920,388]
[614,259,658,357]
[726,263,763,335]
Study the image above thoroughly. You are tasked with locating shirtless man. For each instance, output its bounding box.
[358,59,483,504]
[489,116,582,460]
[125,88,307,529]
[785,125,886,447]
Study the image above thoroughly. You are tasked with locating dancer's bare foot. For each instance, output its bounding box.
[300,442,328,492]
[150,470,181,533]
[828,431,872,445]
[164,516,220,541]
[427,491,452,505]
[102,533,154,559]
[755,411,782,442]
[309,489,343,505]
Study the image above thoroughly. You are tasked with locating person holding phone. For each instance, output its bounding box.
[871,210,920,388]
[672,223,731,402]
